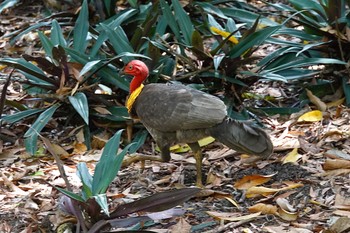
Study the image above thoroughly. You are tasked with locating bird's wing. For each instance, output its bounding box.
[134,83,227,132]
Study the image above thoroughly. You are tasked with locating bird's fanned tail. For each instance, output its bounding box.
[208,118,273,158]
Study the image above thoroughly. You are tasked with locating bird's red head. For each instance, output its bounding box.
[124,60,149,93]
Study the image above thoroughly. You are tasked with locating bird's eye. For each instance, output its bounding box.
[128,65,133,70]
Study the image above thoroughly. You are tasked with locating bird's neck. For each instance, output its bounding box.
[130,75,146,94]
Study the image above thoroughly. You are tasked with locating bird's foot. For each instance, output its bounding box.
[122,153,163,168]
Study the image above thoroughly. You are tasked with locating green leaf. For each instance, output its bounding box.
[73,0,89,52]
[0,57,57,86]
[65,48,130,91]
[109,188,201,218]
[262,57,347,73]
[1,109,43,124]
[56,187,85,202]
[92,130,133,194]
[159,0,181,40]
[128,129,148,154]
[100,24,134,62]
[127,0,138,8]
[24,104,60,154]
[77,162,93,200]
[79,60,102,77]
[94,194,109,216]
[289,0,328,20]
[68,92,89,125]
[172,0,194,45]
[51,20,67,47]
[8,21,52,45]
[220,7,279,27]
[38,31,55,59]
[228,26,282,58]
[0,0,19,14]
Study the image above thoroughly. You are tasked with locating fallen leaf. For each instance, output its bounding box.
[326,97,345,108]
[170,217,191,233]
[246,183,303,198]
[248,203,278,215]
[210,26,239,44]
[206,211,261,221]
[283,148,301,164]
[325,149,350,160]
[333,210,350,217]
[234,174,275,190]
[169,137,216,153]
[297,110,323,122]
[306,89,327,111]
[278,207,298,221]
[326,217,350,233]
[224,196,240,208]
[276,198,296,212]
[323,159,350,170]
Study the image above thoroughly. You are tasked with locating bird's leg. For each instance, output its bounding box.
[122,143,170,168]
[122,154,163,167]
[188,142,203,187]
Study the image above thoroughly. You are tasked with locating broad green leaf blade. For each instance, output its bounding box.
[79,60,102,77]
[159,0,181,40]
[109,188,201,218]
[277,28,322,41]
[289,0,328,20]
[0,57,57,86]
[56,187,85,202]
[1,109,43,124]
[8,21,52,45]
[195,2,228,19]
[92,130,133,194]
[128,129,148,154]
[73,0,89,52]
[228,26,282,58]
[0,0,19,14]
[172,0,194,45]
[24,104,60,154]
[94,194,109,216]
[100,24,134,62]
[220,7,279,27]
[51,20,67,47]
[262,58,347,73]
[127,0,137,8]
[24,134,39,156]
[24,104,60,138]
[77,162,93,200]
[38,31,55,59]
[68,92,89,125]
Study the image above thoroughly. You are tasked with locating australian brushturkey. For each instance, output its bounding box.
[123,60,273,186]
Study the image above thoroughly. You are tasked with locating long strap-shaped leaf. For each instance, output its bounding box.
[69,92,89,125]
[108,188,200,218]
[24,104,61,154]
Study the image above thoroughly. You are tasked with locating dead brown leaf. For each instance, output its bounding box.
[323,159,350,170]
[248,203,278,215]
[170,217,191,233]
[234,174,275,190]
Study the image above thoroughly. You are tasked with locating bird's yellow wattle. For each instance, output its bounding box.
[126,84,144,113]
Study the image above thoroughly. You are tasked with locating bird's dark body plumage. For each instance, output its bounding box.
[131,83,273,162]
[124,60,273,186]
